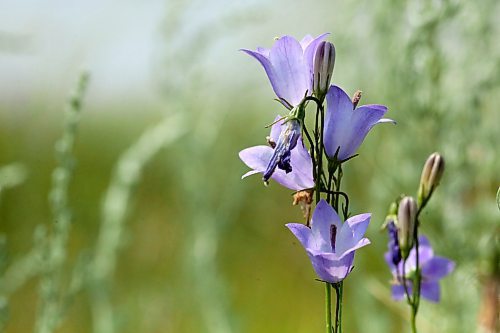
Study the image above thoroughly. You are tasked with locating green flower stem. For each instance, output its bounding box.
[410,307,417,333]
[325,282,333,333]
[410,231,421,333]
[307,96,345,333]
[331,167,345,333]
[333,282,344,333]
[403,216,422,333]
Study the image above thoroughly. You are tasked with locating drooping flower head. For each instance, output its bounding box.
[263,119,301,181]
[385,235,455,302]
[239,116,314,191]
[323,85,395,162]
[241,34,328,109]
[286,200,371,283]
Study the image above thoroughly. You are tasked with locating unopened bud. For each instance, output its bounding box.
[418,152,445,206]
[397,196,417,259]
[313,41,335,101]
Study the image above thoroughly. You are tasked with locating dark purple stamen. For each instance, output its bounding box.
[330,224,337,252]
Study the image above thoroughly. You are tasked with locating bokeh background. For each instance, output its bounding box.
[0,0,498,332]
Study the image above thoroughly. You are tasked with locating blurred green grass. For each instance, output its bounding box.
[1,0,499,332]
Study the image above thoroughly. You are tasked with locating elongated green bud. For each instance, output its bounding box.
[418,152,445,207]
[313,41,335,101]
[398,196,417,259]
[496,186,499,211]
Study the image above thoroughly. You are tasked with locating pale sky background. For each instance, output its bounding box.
[0,0,281,111]
[0,0,168,107]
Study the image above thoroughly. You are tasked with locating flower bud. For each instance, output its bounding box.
[397,196,417,259]
[313,41,335,101]
[418,152,445,206]
[496,186,500,211]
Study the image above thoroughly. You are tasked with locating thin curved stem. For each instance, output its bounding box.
[321,190,349,216]
[411,231,421,333]
[401,258,413,305]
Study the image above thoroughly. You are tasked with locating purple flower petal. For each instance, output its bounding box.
[384,251,397,272]
[255,46,270,57]
[307,251,355,283]
[269,36,310,106]
[286,223,313,249]
[346,213,371,243]
[335,213,371,256]
[239,146,273,174]
[310,200,342,252]
[324,86,393,161]
[337,238,371,259]
[299,35,314,49]
[288,141,314,188]
[391,284,407,301]
[240,48,278,98]
[422,256,455,280]
[404,236,434,271]
[420,281,441,302]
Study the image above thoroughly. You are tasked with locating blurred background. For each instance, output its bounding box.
[0,0,498,332]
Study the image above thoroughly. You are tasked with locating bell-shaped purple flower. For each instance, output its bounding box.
[286,199,371,283]
[239,116,314,191]
[241,34,328,108]
[323,85,395,161]
[385,235,455,302]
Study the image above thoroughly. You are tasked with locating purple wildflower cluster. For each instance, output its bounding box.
[240,34,393,191]
[239,34,393,284]
[239,33,454,332]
